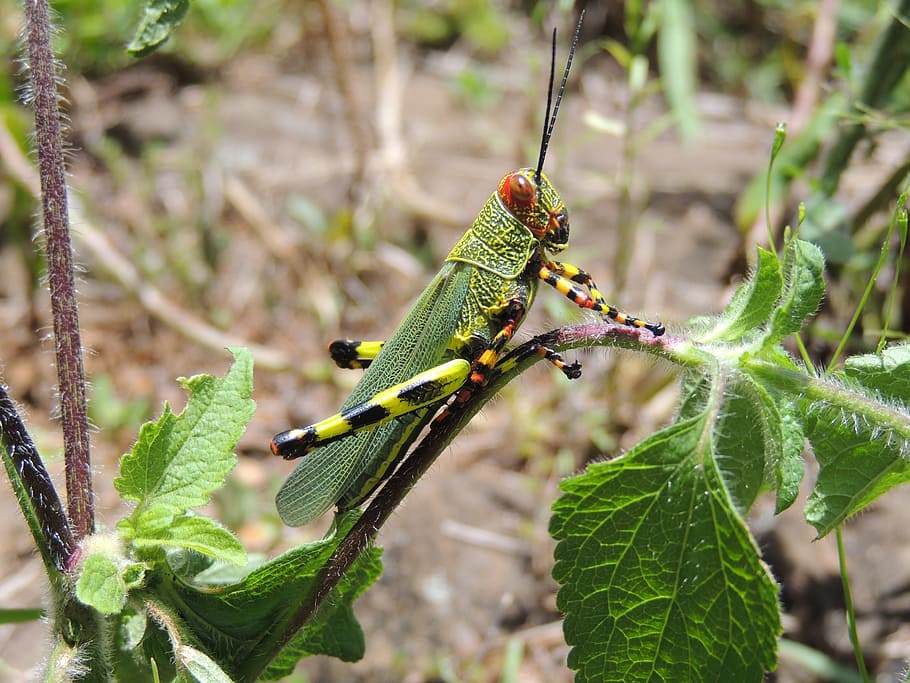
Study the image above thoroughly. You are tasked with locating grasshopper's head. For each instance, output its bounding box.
[497,168,569,254]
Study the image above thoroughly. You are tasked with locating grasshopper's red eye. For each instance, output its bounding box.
[509,173,535,203]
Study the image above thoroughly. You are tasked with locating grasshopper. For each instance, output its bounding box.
[271,15,665,527]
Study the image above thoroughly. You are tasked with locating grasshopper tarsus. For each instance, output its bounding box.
[562,362,583,380]
[647,322,666,337]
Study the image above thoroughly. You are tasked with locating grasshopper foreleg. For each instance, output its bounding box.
[539,261,665,336]
[270,358,470,459]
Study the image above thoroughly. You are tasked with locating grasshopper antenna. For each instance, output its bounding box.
[535,10,586,188]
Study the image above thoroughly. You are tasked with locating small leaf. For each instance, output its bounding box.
[162,512,381,680]
[803,370,910,535]
[116,348,254,529]
[127,0,190,57]
[844,345,910,403]
[766,240,825,343]
[131,516,246,567]
[695,247,782,343]
[0,608,45,623]
[715,375,779,512]
[76,553,129,615]
[176,645,234,683]
[774,401,806,514]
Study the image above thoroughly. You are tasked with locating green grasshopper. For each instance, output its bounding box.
[271,16,665,527]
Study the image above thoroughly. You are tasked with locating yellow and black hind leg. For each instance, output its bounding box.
[270,358,471,460]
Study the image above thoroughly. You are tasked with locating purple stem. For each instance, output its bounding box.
[23,0,94,540]
[0,385,76,570]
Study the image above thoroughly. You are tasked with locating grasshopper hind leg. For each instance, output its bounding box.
[270,358,471,459]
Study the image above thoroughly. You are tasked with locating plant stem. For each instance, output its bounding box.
[23,0,94,539]
[746,359,910,442]
[835,527,870,682]
[0,384,75,572]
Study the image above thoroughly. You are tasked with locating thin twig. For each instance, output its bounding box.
[318,0,370,193]
[23,0,93,540]
[368,0,465,228]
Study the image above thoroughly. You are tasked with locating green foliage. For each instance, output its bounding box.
[803,345,910,535]
[399,0,511,55]
[128,0,190,57]
[69,349,381,681]
[552,418,780,682]
[551,213,910,680]
[88,374,151,433]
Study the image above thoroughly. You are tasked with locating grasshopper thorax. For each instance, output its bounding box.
[497,168,569,253]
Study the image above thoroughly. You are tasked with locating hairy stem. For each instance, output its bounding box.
[24,0,94,539]
[0,385,75,572]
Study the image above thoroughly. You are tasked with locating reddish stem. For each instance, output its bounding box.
[24,0,94,540]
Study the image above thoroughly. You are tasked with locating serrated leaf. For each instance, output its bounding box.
[551,416,781,682]
[127,0,190,57]
[263,545,382,679]
[843,345,910,403]
[696,248,782,343]
[76,553,129,615]
[766,240,825,343]
[803,379,910,535]
[116,348,254,529]
[161,512,381,680]
[131,516,246,567]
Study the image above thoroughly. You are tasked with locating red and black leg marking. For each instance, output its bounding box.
[538,261,666,336]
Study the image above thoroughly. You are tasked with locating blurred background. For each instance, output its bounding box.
[1,0,909,680]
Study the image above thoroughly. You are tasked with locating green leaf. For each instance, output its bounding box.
[714,376,778,512]
[774,399,806,514]
[176,644,234,683]
[160,512,381,680]
[131,516,246,567]
[0,607,45,623]
[843,345,910,403]
[127,0,190,57]
[262,543,383,679]
[803,360,910,535]
[695,247,782,343]
[116,347,254,530]
[551,416,781,682]
[658,0,698,140]
[765,240,825,344]
[77,552,130,615]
